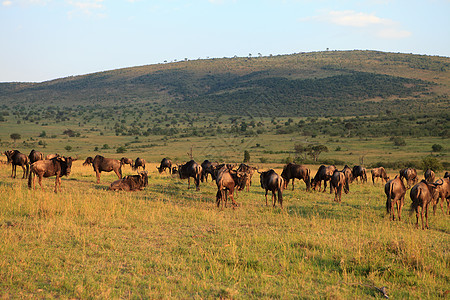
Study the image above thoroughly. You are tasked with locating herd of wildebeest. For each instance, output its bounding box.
[2,149,450,230]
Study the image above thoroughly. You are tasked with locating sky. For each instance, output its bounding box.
[1,0,449,83]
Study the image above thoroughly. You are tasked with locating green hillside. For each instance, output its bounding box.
[0,50,449,117]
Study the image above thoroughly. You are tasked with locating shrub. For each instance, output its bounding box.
[116,146,127,153]
[421,156,443,172]
[432,144,443,152]
[65,145,72,151]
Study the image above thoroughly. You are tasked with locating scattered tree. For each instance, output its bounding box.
[432,144,443,152]
[243,150,250,163]
[10,133,21,145]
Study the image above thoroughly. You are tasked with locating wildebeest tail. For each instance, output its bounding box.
[409,188,421,215]
[386,181,394,213]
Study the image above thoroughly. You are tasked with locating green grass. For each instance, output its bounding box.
[0,162,449,298]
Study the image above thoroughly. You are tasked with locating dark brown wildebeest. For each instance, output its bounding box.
[157,158,172,174]
[133,157,146,171]
[410,179,441,229]
[83,156,93,166]
[215,166,247,208]
[201,160,219,182]
[28,149,44,164]
[3,150,14,164]
[171,166,178,174]
[330,170,349,203]
[120,157,134,168]
[5,150,29,179]
[342,165,354,184]
[45,153,60,160]
[92,155,122,184]
[433,178,450,215]
[28,156,74,193]
[311,165,336,193]
[109,171,148,191]
[424,169,435,183]
[371,167,389,184]
[237,163,257,192]
[281,163,311,191]
[352,165,367,183]
[384,175,407,221]
[178,160,202,190]
[259,169,284,208]
[400,168,418,188]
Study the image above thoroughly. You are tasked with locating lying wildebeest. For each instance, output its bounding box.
[311,165,336,193]
[400,168,418,188]
[352,165,367,183]
[157,157,172,174]
[83,156,93,166]
[109,171,148,191]
[5,150,29,179]
[410,179,441,229]
[259,169,284,208]
[201,160,219,182]
[28,156,74,193]
[28,149,44,164]
[92,155,122,184]
[433,177,450,215]
[133,157,146,171]
[237,163,257,192]
[178,160,202,190]
[281,163,311,191]
[371,167,389,184]
[215,165,247,208]
[342,165,354,184]
[330,170,349,203]
[424,169,435,183]
[45,153,60,160]
[120,157,134,168]
[384,175,407,221]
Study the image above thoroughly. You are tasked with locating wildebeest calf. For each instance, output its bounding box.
[109,171,148,191]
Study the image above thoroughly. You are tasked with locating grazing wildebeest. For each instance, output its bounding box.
[384,175,407,221]
[342,165,354,184]
[433,178,450,215]
[330,170,349,203]
[424,169,435,183]
[92,155,122,184]
[133,157,146,171]
[28,149,44,164]
[120,157,134,168]
[281,163,311,191]
[215,166,247,208]
[371,167,389,184]
[45,153,60,160]
[400,168,418,188]
[178,160,202,190]
[311,165,336,193]
[109,171,148,191]
[5,150,29,179]
[352,165,367,183]
[259,169,284,208]
[201,160,219,182]
[157,157,172,174]
[237,163,257,192]
[83,156,93,166]
[28,156,74,193]
[410,179,441,229]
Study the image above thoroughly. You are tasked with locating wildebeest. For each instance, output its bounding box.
[120,157,134,168]
[157,157,172,174]
[178,160,202,190]
[28,149,44,164]
[433,177,450,215]
[371,167,389,184]
[259,169,284,208]
[92,155,122,184]
[330,170,349,203]
[410,179,441,229]
[4,150,29,179]
[399,168,418,188]
[109,171,148,191]
[133,157,146,171]
[281,163,311,191]
[28,156,74,193]
[342,165,354,184]
[215,165,247,208]
[83,156,93,166]
[352,165,367,183]
[424,169,435,183]
[237,163,257,192]
[311,165,336,193]
[384,175,407,221]
[201,160,219,182]
[444,172,450,179]
[45,153,60,160]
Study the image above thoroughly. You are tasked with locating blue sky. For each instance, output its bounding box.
[1,0,449,82]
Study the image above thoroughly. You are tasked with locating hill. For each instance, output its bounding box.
[0,50,449,117]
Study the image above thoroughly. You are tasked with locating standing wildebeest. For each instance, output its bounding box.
[201,160,219,182]
[330,170,349,203]
[92,155,122,184]
[433,178,450,215]
[237,163,257,192]
[28,156,74,193]
[410,179,441,229]
[311,165,336,193]
[120,157,134,168]
[45,153,60,160]
[384,175,407,221]
[281,163,311,191]
[83,156,93,166]
[259,169,284,208]
[352,165,367,183]
[5,150,29,179]
[400,168,418,188]
[178,160,202,191]
[215,166,247,208]
[109,171,148,191]
[424,169,435,183]
[371,167,389,184]
[28,149,44,164]
[133,157,146,171]
[157,158,172,174]
[342,165,353,183]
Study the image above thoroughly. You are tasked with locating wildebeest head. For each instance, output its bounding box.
[58,156,74,176]
[83,156,94,166]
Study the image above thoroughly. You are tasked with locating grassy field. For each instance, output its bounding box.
[0,161,449,298]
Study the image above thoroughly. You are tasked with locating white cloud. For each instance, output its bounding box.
[377,28,412,39]
[2,0,12,6]
[67,0,105,16]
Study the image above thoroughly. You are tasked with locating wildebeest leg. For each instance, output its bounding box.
[38,175,44,190]
[114,168,122,179]
[96,171,101,184]
[195,177,200,191]
[54,176,59,193]
[420,207,425,230]
[425,205,429,229]
[292,179,295,191]
[11,164,16,178]
[265,190,269,206]
[21,165,27,179]
[272,190,276,207]
[187,178,191,189]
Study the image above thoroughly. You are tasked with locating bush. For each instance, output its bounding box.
[421,155,443,172]
[432,144,443,152]
[65,145,72,151]
[116,146,127,153]
[391,137,406,147]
